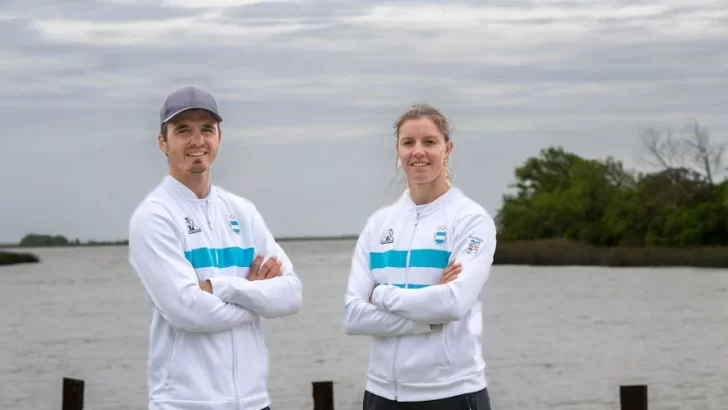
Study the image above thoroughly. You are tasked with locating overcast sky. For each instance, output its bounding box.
[1,0,726,243]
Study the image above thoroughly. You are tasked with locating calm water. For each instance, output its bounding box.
[1,241,727,410]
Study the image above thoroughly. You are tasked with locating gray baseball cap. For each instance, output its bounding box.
[159,86,223,128]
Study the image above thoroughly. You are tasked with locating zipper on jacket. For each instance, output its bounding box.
[404,212,420,289]
[391,211,421,400]
[200,196,235,406]
[201,199,218,267]
[204,198,212,230]
[231,330,240,409]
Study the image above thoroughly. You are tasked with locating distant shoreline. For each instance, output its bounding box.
[0,235,360,249]
[2,237,727,268]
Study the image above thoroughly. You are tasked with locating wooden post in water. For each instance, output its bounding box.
[620,385,647,410]
[62,377,84,410]
[312,380,334,410]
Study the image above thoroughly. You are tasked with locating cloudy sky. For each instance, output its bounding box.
[1,0,727,243]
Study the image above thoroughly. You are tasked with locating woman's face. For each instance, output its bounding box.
[397,116,452,185]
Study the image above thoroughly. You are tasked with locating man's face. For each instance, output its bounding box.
[158,109,221,176]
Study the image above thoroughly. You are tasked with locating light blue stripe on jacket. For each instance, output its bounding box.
[184,246,255,269]
[369,249,451,270]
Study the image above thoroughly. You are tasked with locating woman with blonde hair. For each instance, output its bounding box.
[343,104,497,409]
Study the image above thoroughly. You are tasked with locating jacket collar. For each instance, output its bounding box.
[161,175,214,202]
[399,185,461,218]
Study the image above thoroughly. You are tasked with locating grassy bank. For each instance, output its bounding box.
[278,236,728,268]
[2,236,725,268]
[0,251,40,266]
[494,239,728,268]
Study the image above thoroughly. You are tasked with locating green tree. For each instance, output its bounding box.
[19,234,70,247]
[497,145,728,247]
[497,147,635,245]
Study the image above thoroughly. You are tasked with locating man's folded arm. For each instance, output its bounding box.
[129,201,259,332]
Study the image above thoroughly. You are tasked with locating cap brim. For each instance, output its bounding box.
[162,107,223,124]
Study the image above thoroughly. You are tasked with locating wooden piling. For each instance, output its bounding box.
[312,380,334,410]
[620,384,648,410]
[58,376,654,409]
[62,377,84,410]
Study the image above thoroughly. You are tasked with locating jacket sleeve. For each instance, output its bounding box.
[128,201,259,333]
[208,203,303,319]
[342,218,436,337]
[370,211,496,323]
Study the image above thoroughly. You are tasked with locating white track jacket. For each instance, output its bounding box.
[342,187,496,402]
[128,175,303,410]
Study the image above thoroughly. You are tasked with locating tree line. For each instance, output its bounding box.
[496,120,728,247]
[15,234,127,247]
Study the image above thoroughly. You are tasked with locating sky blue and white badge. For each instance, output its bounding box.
[434,225,447,245]
[229,214,240,235]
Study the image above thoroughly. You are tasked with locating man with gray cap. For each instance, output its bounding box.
[128,86,303,410]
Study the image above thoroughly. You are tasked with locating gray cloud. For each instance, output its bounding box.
[1,0,727,243]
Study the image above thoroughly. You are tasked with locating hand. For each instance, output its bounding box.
[439,260,461,285]
[248,254,283,281]
[199,279,213,293]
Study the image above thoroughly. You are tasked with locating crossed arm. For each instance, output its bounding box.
[129,202,260,333]
[342,243,435,337]
[200,254,283,293]
[370,212,496,323]
[342,220,458,337]
[129,201,302,335]
[343,212,496,336]
[206,204,303,319]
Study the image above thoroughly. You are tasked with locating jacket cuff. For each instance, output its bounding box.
[209,277,231,301]
[371,284,387,310]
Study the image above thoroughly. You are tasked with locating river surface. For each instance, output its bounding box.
[1,241,727,410]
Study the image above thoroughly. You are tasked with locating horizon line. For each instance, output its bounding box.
[0,234,361,248]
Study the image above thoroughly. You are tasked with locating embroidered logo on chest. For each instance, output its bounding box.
[380,228,394,244]
[433,225,447,245]
[185,217,201,234]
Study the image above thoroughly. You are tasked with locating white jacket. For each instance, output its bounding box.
[342,187,496,402]
[128,175,303,410]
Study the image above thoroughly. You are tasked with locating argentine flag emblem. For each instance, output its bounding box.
[229,214,240,235]
[434,225,447,245]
